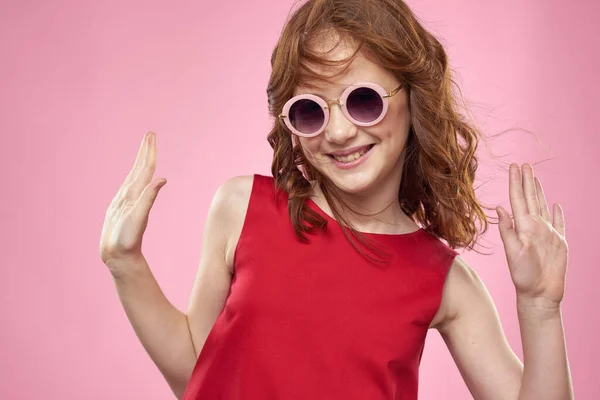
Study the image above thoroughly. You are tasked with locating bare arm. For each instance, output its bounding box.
[432,164,573,400]
[110,257,197,399]
[432,256,524,400]
[432,256,573,400]
[185,175,253,359]
[516,297,573,400]
[101,132,198,397]
[101,131,251,399]
[109,175,252,399]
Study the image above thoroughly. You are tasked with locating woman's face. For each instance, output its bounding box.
[294,38,412,196]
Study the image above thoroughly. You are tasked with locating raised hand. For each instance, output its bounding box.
[496,163,568,308]
[99,131,167,272]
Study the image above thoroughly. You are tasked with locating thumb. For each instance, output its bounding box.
[496,206,517,248]
[134,179,167,219]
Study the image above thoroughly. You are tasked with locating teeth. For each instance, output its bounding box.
[333,147,369,163]
[334,152,361,162]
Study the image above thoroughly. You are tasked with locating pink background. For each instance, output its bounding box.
[1,0,598,398]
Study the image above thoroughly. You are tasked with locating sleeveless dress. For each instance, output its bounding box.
[182,174,459,400]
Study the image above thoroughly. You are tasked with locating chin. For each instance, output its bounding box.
[322,169,379,195]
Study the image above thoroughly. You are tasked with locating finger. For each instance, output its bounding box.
[497,205,514,234]
[119,132,157,202]
[114,132,151,204]
[534,177,551,221]
[553,203,566,238]
[508,164,528,230]
[496,205,519,251]
[522,164,540,216]
[126,132,157,199]
[122,132,152,187]
[132,178,168,222]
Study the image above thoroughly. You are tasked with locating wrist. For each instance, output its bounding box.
[516,295,562,320]
[106,254,149,281]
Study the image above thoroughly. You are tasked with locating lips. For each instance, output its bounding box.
[327,143,374,169]
[327,144,374,157]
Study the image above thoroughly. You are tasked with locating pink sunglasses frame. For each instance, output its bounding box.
[278,81,403,137]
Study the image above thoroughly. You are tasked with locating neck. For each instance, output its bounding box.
[309,164,417,234]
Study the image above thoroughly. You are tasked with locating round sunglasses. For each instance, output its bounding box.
[278,81,403,137]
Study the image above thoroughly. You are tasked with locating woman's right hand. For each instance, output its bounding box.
[99,131,168,273]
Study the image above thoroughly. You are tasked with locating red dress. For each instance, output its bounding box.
[182,174,459,400]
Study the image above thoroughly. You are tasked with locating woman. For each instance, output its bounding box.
[99,0,573,399]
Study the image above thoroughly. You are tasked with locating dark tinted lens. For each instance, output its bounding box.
[289,99,324,134]
[346,87,383,123]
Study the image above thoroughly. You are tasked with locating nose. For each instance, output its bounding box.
[324,100,358,144]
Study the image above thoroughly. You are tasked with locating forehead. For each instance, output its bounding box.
[294,33,394,96]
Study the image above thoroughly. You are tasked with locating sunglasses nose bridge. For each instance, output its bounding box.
[325,98,344,107]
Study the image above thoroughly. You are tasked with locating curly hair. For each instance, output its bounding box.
[266,0,502,261]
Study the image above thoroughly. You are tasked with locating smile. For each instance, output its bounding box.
[327,144,375,169]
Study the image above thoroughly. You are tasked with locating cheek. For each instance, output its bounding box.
[298,137,323,161]
[384,108,411,142]
[387,99,410,127]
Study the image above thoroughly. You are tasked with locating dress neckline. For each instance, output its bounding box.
[305,197,425,238]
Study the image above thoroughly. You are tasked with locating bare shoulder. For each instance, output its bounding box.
[210,175,255,273]
[186,175,255,358]
[212,175,255,209]
[429,255,484,330]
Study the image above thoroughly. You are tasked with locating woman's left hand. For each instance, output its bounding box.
[496,163,569,308]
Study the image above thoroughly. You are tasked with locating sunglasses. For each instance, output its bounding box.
[278,81,403,137]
